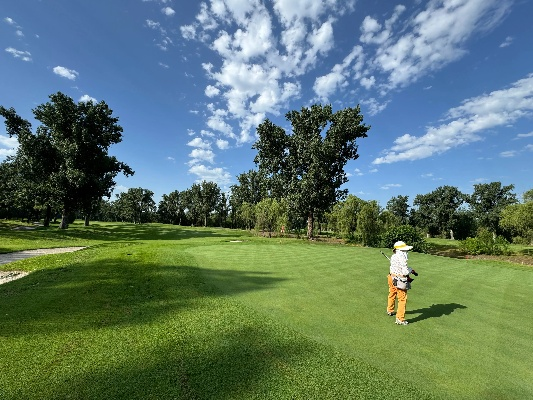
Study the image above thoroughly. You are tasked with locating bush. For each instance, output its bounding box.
[459,228,511,255]
[380,225,428,253]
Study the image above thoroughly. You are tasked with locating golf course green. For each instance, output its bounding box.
[1,221,531,399]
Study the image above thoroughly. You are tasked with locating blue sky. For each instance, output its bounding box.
[1,0,532,208]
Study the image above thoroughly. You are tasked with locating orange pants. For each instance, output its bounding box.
[387,274,408,321]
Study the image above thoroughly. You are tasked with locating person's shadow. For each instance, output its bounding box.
[405,303,467,323]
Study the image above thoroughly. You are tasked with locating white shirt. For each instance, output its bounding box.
[390,251,412,276]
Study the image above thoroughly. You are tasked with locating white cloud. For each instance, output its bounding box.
[162,7,175,16]
[499,36,513,48]
[313,45,363,100]
[200,130,215,137]
[216,139,229,149]
[5,47,32,62]
[146,19,161,30]
[182,1,344,144]
[381,183,402,190]
[187,137,211,149]
[526,144,533,151]
[205,85,220,97]
[180,25,196,40]
[360,76,376,89]
[4,17,16,25]
[188,148,215,164]
[360,98,390,116]
[367,0,512,90]
[500,150,517,158]
[79,94,97,103]
[53,66,79,80]
[516,131,533,138]
[373,73,533,164]
[188,164,232,185]
[0,134,19,159]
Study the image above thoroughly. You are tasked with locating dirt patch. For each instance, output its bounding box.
[428,247,533,266]
[468,254,533,266]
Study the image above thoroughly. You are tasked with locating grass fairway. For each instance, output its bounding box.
[1,222,532,399]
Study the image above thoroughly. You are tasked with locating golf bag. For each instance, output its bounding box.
[392,276,411,290]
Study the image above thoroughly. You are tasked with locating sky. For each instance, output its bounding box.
[1,0,532,209]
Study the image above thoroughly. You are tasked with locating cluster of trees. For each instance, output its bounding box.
[2,96,532,249]
[0,93,133,228]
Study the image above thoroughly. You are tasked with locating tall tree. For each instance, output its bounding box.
[115,188,155,224]
[411,186,465,237]
[499,202,533,244]
[230,170,268,205]
[215,192,229,227]
[158,190,185,225]
[253,104,370,239]
[468,182,517,234]
[255,197,287,238]
[327,194,366,238]
[357,200,382,246]
[386,195,410,225]
[185,181,221,227]
[0,93,133,228]
[229,170,268,228]
[522,188,533,203]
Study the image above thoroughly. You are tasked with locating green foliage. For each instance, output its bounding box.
[114,188,156,224]
[468,182,517,234]
[255,197,288,237]
[459,228,511,255]
[523,188,533,203]
[327,194,366,238]
[380,224,428,253]
[253,104,370,239]
[0,93,133,229]
[411,185,465,237]
[356,200,381,246]
[386,195,410,225]
[157,190,186,225]
[499,202,533,245]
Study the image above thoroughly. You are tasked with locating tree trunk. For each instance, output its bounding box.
[307,210,314,240]
[59,209,69,229]
[84,214,90,226]
[43,205,51,227]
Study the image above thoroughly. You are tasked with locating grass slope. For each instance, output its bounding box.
[1,222,532,399]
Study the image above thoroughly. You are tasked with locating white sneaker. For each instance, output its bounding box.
[395,318,408,325]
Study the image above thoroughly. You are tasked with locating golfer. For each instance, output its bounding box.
[386,241,416,325]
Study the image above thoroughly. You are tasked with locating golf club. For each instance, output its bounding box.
[380,251,390,261]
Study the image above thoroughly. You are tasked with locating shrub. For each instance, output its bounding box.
[459,228,511,255]
[380,225,428,253]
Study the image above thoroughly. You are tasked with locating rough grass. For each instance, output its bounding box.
[1,222,532,399]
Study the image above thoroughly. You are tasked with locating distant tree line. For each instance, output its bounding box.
[1,95,532,251]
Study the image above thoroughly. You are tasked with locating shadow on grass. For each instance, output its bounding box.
[0,256,287,337]
[0,222,246,247]
[406,303,467,324]
[40,326,308,400]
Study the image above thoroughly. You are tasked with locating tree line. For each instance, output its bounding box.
[1,94,531,249]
